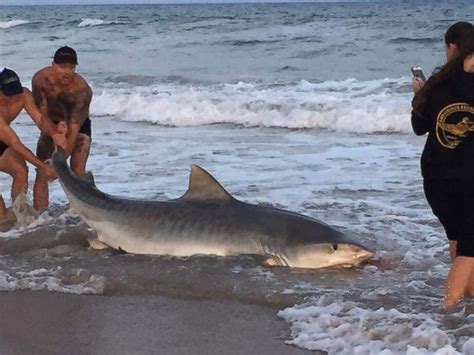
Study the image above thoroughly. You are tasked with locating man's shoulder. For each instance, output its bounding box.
[32,67,53,85]
[20,87,32,101]
[72,76,92,99]
[74,74,92,91]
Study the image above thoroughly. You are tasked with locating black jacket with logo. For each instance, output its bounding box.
[411,69,474,179]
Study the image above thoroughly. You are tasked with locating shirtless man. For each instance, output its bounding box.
[32,46,93,211]
[0,67,64,220]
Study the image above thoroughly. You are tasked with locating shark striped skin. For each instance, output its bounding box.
[52,150,373,269]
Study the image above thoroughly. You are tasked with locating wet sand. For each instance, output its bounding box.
[0,291,317,355]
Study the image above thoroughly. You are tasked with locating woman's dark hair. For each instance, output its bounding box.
[445,21,473,49]
[414,26,474,114]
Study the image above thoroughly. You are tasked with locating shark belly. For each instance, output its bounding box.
[72,199,263,257]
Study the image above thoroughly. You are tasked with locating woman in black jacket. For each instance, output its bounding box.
[413,21,472,94]
[412,28,474,308]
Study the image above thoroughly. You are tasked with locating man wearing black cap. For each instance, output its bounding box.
[32,46,93,211]
[0,67,64,222]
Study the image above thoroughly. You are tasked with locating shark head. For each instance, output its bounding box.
[284,242,374,269]
[262,210,375,269]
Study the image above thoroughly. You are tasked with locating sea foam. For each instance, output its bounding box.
[279,298,472,355]
[78,18,121,27]
[0,20,30,29]
[92,77,413,134]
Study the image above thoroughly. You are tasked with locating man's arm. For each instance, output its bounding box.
[31,75,68,150]
[65,87,92,157]
[0,119,56,180]
[23,89,58,134]
[32,73,45,109]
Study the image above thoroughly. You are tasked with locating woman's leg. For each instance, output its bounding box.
[443,256,474,308]
[467,271,474,297]
[448,240,457,262]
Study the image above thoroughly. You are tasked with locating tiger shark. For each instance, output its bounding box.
[52,150,373,269]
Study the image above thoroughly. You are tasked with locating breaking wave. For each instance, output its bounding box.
[0,20,31,29]
[92,77,413,134]
[78,18,122,27]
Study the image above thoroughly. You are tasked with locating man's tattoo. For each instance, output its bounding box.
[70,88,92,125]
[32,81,43,107]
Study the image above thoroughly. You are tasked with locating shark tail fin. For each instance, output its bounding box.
[52,149,97,188]
[78,172,96,187]
[52,148,67,164]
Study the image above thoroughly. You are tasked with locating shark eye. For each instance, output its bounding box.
[333,244,338,251]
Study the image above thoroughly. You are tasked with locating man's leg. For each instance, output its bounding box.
[33,134,54,211]
[0,195,6,218]
[0,148,29,201]
[70,133,91,176]
[33,172,48,211]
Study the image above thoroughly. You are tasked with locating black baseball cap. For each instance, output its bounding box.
[0,68,23,97]
[53,46,78,65]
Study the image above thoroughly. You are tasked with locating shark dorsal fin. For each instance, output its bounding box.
[180,165,233,201]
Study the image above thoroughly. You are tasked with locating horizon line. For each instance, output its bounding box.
[0,0,394,6]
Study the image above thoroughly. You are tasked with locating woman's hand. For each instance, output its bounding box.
[412,77,425,94]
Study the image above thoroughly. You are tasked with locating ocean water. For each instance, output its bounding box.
[1,2,474,354]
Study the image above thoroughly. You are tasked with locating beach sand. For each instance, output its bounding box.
[0,291,318,355]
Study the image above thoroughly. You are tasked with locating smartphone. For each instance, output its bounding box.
[411,66,426,82]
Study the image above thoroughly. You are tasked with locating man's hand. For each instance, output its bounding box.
[40,162,57,181]
[52,121,68,150]
[412,77,425,94]
[52,132,67,150]
[57,121,67,134]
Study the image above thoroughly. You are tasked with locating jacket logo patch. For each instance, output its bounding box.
[436,103,474,149]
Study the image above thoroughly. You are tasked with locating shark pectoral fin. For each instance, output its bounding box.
[88,238,111,250]
[262,255,283,268]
